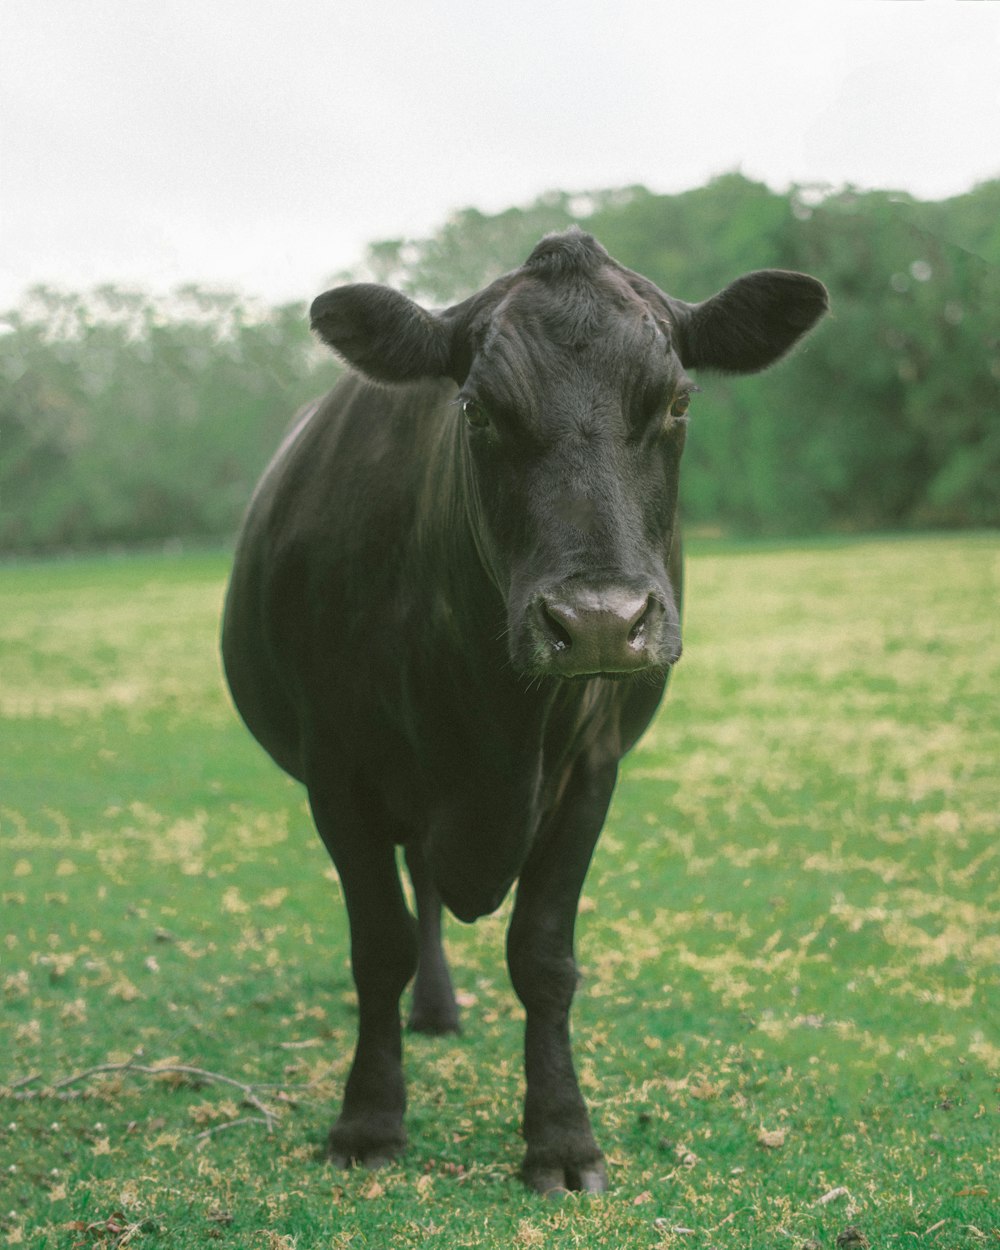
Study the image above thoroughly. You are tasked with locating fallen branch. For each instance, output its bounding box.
[195,1115,274,1141]
[816,1186,851,1206]
[2,1057,283,1136]
[8,1072,42,1091]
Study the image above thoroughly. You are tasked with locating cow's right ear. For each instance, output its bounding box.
[310,284,453,383]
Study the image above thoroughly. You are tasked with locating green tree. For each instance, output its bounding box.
[0,286,340,552]
[3,176,997,553]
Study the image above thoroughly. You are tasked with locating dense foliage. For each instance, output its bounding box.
[0,288,342,551]
[3,175,998,552]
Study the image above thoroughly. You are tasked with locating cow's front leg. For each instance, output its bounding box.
[505,759,618,1194]
[309,787,418,1168]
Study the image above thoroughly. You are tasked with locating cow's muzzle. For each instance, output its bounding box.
[529,584,680,677]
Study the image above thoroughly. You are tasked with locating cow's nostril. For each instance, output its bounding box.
[627,597,660,647]
[540,603,573,652]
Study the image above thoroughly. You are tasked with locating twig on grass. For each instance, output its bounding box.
[67,1212,158,1249]
[2,1058,282,1136]
[55,1060,281,1130]
[7,1072,42,1091]
[194,1115,274,1141]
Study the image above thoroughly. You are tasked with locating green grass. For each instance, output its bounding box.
[2,535,997,1249]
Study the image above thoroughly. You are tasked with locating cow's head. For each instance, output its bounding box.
[311,229,827,680]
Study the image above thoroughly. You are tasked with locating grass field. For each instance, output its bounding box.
[2,534,998,1249]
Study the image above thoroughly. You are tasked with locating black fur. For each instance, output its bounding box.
[680,269,830,373]
[222,230,827,1193]
[311,284,452,382]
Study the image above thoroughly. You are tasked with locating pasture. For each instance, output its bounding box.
[2,534,997,1248]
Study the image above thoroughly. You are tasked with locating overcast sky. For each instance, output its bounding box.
[2,0,998,309]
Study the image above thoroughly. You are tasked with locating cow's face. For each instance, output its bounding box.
[452,262,692,678]
[311,230,828,680]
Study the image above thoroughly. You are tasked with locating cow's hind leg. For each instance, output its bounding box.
[506,758,618,1194]
[405,842,460,1035]
[309,786,418,1168]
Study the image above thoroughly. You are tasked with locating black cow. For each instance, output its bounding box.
[221,229,827,1192]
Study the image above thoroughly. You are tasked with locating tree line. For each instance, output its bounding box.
[2,174,998,553]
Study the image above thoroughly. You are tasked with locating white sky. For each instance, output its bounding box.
[2,0,998,309]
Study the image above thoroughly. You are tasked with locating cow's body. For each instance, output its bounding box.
[222,229,827,1191]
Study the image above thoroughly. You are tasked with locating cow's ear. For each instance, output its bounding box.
[673,270,829,374]
[310,284,452,383]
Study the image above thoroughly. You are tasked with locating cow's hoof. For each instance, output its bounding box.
[407,1005,461,1036]
[408,978,461,1036]
[326,1120,405,1170]
[522,1159,608,1195]
[329,1148,397,1170]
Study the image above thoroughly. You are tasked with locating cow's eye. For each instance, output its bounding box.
[669,393,691,420]
[462,398,490,429]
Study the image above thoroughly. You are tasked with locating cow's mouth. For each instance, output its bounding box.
[556,662,677,685]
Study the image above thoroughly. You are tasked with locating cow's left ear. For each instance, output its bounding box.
[310,284,453,383]
[672,270,829,374]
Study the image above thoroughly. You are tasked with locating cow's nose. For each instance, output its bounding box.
[537,587,664,675]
